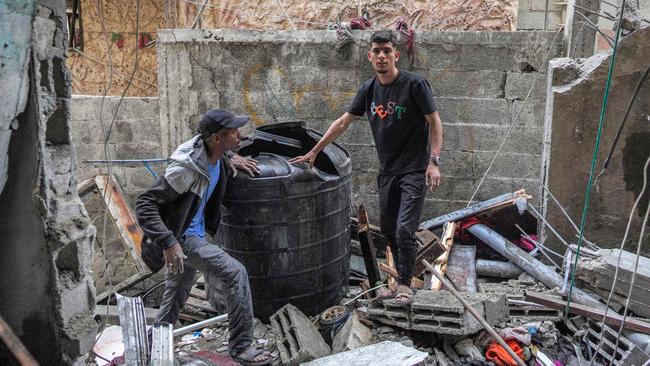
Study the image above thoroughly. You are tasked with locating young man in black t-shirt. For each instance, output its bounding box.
[290,30,443,305]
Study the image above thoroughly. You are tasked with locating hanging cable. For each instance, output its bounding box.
[595,64,650,183]
[565,0,627,320]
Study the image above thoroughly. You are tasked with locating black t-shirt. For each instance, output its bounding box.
[347,70,437,175]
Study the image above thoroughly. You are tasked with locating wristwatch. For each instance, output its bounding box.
[429,153,441,166]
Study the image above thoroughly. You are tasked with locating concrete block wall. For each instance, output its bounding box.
[158,30,562,222]
[517,0,564,30]
[70,96,164,205]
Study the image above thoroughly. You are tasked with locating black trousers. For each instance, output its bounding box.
[378,170,426,286]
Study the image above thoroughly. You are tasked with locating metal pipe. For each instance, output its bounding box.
[83,158,168,165]
[475,259,523,279]
[467,224,601,307]
[420,191,526,230]
[422,259,527,366]
[173,314,228,337]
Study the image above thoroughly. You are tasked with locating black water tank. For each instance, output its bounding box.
[218,122,352,320]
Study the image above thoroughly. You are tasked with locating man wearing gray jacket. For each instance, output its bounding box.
[136,109,273,365]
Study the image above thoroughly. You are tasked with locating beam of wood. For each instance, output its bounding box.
[385,246,397,289]
[96,271,152,303]
[190,287,207,300]
[185,297,217,313]
[0,315,39,366]
[378,263,424,289]
[428,221,456,290]
[422,259,527,366]
[94,174,147,273]
[414,229,445,277]
[525,292,650,335]
[351,217,387,249]
[358,203,382,290]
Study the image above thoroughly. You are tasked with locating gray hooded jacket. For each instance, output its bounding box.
[135,135,230,272]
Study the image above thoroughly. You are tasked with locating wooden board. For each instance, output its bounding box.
[357,203,381,289]
[428,221,456,291]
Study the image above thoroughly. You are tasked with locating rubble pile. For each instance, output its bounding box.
[95,190,650,365]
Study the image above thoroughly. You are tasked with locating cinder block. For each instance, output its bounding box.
[473,152,542,179]
[367,298,411,329]
[478,281,563,322]
[585,320,650,366]
[429,70,506,98]
[505,72,547,101]
[512,100,547,128]
[457,98,511,126]
[270,303,331,366]
[410,291,483,335]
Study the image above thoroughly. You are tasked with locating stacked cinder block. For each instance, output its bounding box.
[478,280,563,322]
[270,304,331,366]
[584,320,650,366]
[411,291,483,335]
[368,298,411,329]
[368,290,507,335]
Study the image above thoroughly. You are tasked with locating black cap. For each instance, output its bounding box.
[197,109,250,138]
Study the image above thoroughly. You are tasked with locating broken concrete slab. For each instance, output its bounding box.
[571,248,650,318]
[301,341,428,366]
[367,299,411,329]
[332,312,372,354]
[269,304,331,365]
[478,281,563,323]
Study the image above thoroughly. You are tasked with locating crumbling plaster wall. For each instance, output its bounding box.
[70,95,164,205]
[157,29,561,222]
[0,0,96,364]
[542,26,650,255]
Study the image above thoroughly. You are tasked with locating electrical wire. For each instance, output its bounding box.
[589,155,650,365]
[539,183,599,250]
[465,26,563,206]
[595,64,650,183]
[565,0,626,326]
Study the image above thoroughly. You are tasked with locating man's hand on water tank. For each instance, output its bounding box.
[229,154,260,177]
[289,150,317,168]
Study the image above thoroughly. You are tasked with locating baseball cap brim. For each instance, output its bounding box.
[224,115,250,129]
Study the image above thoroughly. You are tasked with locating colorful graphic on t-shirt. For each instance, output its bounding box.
[370,101,407,120]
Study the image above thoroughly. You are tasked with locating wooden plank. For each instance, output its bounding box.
[351,217,387,250]
[413,229,446,277]
[358,202,381,290]
[190,287,207,300]
[185,297,217,314]
[525,292,650,335]
[428,221,456,291]
[385,246,397,289]
[94,174,147,273]
[96,271,152,303]
[378,263,424,289]
[77,177,96,196]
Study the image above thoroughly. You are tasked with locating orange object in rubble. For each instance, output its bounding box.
[485,339,526,366]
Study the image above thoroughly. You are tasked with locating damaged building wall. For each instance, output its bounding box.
[517,0,563,30]
[157,29,562,221]
[542,26,650,255]
[70,95,163,205]
[0,0,97,364]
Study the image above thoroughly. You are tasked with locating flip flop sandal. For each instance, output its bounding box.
[376,285,396,300]
[232,346,275,366]
[393,285,414,307]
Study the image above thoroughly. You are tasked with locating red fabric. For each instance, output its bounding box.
[395,19,416,65]
[512,234,537,252]
[457,216,486,243]
[350,16,371,30]
[485,339,525,366]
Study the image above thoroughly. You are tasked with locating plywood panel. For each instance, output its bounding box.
[67,0,163,96]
